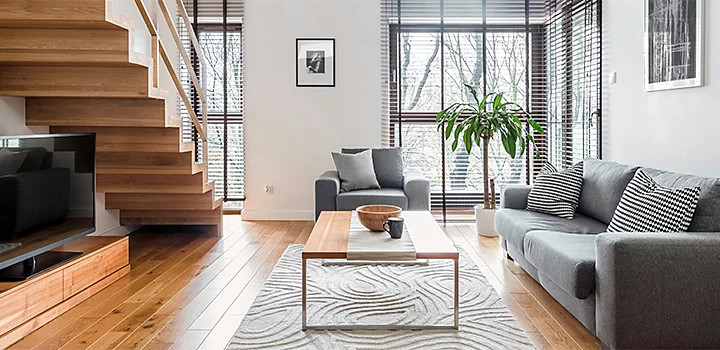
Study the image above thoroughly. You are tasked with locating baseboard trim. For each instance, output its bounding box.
[241,210,314,221]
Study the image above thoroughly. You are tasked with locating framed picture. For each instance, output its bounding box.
[645,0,704,91]
[296,38,335,87]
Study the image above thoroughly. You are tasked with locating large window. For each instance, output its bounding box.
[384,0,601,218]
[180,0,245,209]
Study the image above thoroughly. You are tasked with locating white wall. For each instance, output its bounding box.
[242,0,382,220]
[603,0,719,177]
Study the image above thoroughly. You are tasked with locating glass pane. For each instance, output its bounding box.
[485,32,528,105]
[443,32,483,106]
[400,32,442,112]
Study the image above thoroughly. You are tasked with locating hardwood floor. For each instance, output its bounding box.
[9,216,601,349]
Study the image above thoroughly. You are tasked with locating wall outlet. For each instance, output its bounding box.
[264,185,273,194]
[609,71,617,84]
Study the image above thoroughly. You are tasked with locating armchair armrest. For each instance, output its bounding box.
[404,171,430,211]
[595,232,720,349]
[315,170,340,221]
[500,185,532,209]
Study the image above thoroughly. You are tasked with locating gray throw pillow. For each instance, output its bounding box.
[332,150,381,192]
[0,149,30,176]
[342,147,404,189]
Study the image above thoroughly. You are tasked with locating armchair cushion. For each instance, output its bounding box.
[332,150,380,192]
[336,188,408,211]
[342,147,404,189]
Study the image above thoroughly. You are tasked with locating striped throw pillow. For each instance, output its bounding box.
[526,162,584,219]
[607,170,700,232]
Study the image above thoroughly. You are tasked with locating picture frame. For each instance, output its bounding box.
[644,0,704,91]
[296,38,335,87]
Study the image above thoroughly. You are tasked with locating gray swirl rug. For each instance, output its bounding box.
[227,244,534,349]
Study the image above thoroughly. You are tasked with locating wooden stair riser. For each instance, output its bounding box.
[0,28,142,67]
[26,98,175,128]
[96,152,200,175]
[50,126,187,153]
[97,173,208,194]
[105,192,220,211]
[0,66,152,98]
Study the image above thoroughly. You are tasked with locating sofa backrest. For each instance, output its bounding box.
[578,158,639,224]
[641,167,720,232]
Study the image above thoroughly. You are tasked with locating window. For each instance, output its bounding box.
[180,1,245,209]
[383,0,601,219]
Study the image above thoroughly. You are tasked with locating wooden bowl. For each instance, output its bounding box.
[356,205,402,232]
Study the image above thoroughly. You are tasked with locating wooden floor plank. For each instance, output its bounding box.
[10,218,599,350]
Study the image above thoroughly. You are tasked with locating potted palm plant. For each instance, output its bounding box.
[436,84,544,236]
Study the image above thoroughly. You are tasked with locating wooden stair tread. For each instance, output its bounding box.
[120,207,223,226]
[106,192,219,211]
[27,98,172,128]
[96,152,202,175]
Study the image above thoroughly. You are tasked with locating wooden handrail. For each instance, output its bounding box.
[132,0,208,144]
[157,0,206,102]
[174,0,208,69]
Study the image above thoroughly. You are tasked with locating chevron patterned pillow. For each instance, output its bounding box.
[607,170,700,232]
[526,162,584,219]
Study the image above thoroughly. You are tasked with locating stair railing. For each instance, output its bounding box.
[134,0,209,172]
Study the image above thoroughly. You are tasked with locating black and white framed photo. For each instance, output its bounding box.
[296,38,335,87]
[645,0,704,91]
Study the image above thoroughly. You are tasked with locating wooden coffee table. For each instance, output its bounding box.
[302,211,460,331]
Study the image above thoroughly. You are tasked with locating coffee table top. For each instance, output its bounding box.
[303,211,459,260]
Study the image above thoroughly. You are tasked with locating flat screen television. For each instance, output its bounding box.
[0,133,96,280]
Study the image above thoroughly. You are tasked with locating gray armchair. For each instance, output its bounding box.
[314,148,430,220]
[315,170,430,220]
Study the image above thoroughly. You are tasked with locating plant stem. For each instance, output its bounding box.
[482,136,490,210]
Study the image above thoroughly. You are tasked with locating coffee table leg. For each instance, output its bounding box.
[302,257,307,331]
[454,257,459,329]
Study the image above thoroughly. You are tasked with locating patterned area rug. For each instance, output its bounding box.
[227,244,534,349]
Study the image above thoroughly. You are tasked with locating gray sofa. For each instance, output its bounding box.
[314,148,430,220]
[496,158,720,349]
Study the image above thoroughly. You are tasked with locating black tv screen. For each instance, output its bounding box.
[0,133,96,272]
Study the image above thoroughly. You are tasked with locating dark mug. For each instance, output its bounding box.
[383,217,404,239]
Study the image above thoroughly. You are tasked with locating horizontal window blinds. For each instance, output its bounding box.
[181,0,243,23]
[539,0,601,174]
[386,0,545,216]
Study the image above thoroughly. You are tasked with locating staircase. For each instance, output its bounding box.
[0,0,223,235]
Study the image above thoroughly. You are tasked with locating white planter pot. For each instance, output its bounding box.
[474,205,498,237]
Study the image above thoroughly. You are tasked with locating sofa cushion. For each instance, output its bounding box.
[332,150,381,192]
[343,148,404,189]
[607,170,700,233]
[0,149,30,176]
[642,167,720,232]
[527,162,584,219]
[336,188,408,211]
[495,208,607,254]
[7,147,50,173]
[578,158,639,224]
[524,231,597,299]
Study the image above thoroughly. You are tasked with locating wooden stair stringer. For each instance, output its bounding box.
[0,0,224,234]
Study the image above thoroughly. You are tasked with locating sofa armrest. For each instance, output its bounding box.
[500,185,532,209]
[404,171,430,211]
[0,168,71,237]
[315,170,340,221]
[595,232,720,349]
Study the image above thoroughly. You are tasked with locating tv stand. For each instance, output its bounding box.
[0,236,129,348]
[0,251,82,281]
